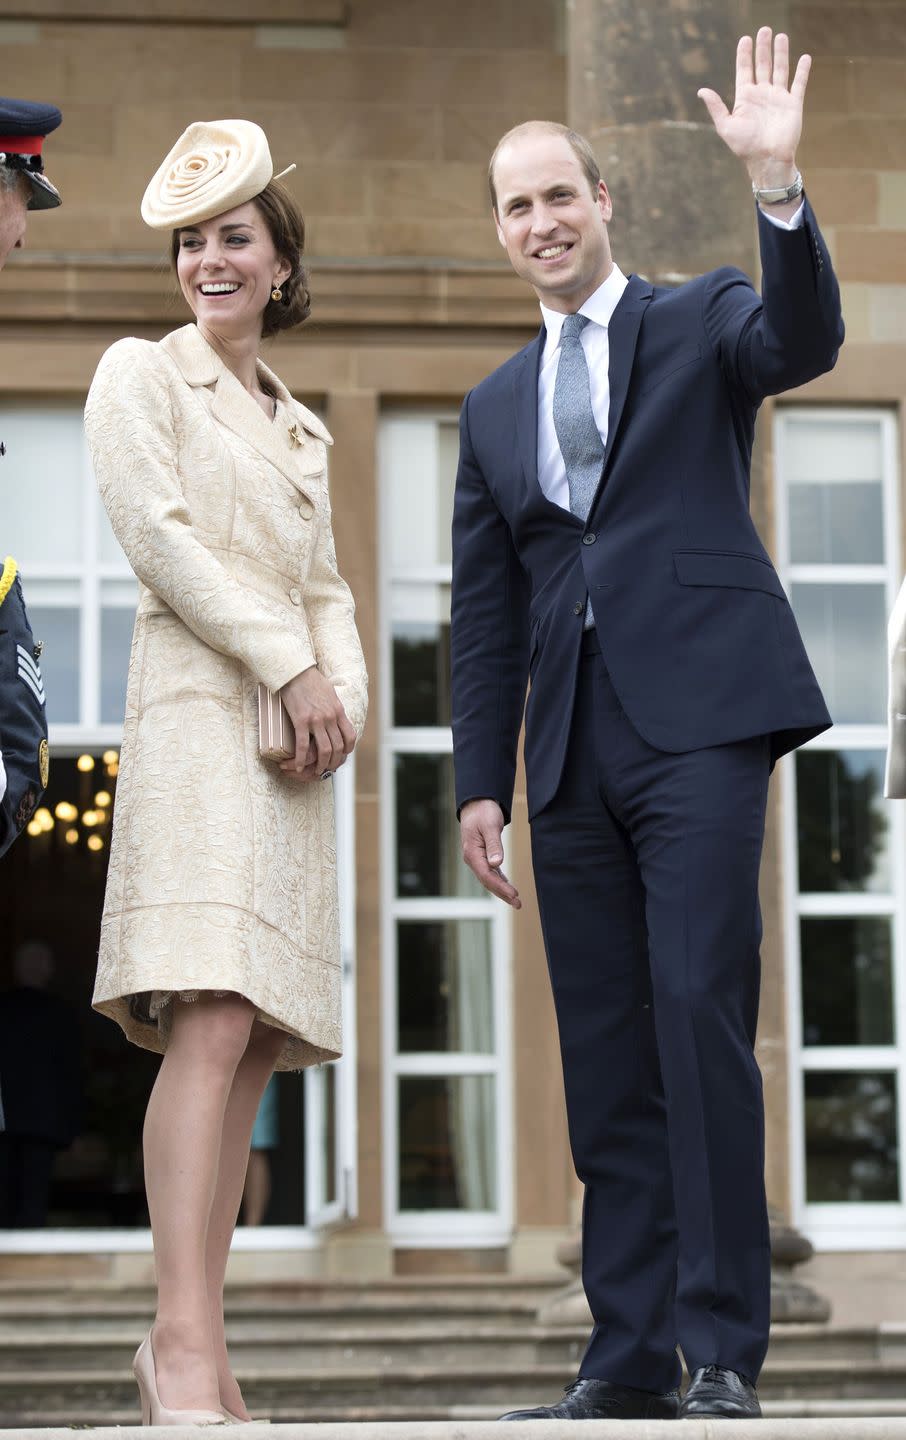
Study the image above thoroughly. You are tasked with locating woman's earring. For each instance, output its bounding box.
[271,285,283,302]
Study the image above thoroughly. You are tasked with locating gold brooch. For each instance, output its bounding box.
[288,423,303,448]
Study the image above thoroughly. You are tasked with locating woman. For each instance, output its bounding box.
[85,119,367,1425]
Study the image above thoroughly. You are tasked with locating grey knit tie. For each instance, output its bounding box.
[553,312,603,625]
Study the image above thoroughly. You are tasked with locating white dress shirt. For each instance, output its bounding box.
[536,202,805,513]
[538,264,628,511]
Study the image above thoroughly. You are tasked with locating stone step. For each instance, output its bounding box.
[0,1276,555,1303]
[0,1316,897,1366]
[0,1279,556,1327]
[9,1415,906,1437]
[0,1321,899,1373]
[4,1357,906,1416]
[0,1323,586,1372]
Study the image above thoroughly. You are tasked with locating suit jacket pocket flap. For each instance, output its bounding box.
[673,549,786,598]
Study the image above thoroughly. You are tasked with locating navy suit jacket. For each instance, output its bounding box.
[451,201,843,823]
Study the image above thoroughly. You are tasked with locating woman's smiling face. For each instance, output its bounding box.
[175,201,290,341]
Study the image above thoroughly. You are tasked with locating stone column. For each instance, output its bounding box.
[538,0,829,1330]
[322,388,392,1280]
[567,0,759,283]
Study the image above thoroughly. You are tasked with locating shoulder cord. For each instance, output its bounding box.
[0,556,17,608]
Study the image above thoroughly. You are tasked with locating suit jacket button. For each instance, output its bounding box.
[289,587,302,605]
[582,532,596,545]
[573,601,584,615]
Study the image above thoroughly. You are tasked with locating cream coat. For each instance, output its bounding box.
[85,323,367,1069]
[886,575,906,798]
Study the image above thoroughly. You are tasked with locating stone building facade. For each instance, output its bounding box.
[0,0,904,1322]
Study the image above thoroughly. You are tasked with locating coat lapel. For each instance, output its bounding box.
[600,274,654,479]
[512,328,545,500]
[159,325,330,505]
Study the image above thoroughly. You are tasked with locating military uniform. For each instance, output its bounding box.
[0,96,62,210]
[0,560,48,858]
[0,98,61,855]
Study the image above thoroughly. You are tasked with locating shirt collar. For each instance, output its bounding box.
[540,263,629,350]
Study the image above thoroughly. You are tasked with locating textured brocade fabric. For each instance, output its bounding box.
[84,325,368,1071]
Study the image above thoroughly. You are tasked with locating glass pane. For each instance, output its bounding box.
[241,1071,306,1225]
[28,603,79,725]
[100,581,137,725]
[395,752,482,898]
[398,1074,496,1210]
[322,1063,337,1207]
[785,417,883,484]
[436,421,459,568]
[392,582,451,727]
[387,418,455,572]
[796,750,889,894]
[791,583,887,725]
[801,916,894,1046]
[0,406,84,566]
[805,1071,899,1203]
[398,920,494,1053]
[789,482,884,565]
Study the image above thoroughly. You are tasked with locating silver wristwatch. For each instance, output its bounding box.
[752,171,804,206]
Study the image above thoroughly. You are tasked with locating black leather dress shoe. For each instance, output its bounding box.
[679,1365,761,1418]
[499,1377,681,1421]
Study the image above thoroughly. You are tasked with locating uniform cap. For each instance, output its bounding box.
[0,97,62,210]
[141,118,277,230]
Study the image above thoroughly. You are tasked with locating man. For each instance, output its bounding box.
[0,97,62,266]
[0,98,61,855]
[451,30,842,1423]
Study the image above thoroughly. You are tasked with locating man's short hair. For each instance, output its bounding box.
[488,121,602,212]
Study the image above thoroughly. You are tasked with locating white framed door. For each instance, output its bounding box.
[305,755,358,1229]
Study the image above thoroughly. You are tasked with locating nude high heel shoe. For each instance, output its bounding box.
[133,1333,227,1426]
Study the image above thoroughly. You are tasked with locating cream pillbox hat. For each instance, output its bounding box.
[141,118,294,230]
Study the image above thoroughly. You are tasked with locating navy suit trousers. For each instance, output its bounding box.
[530,633,772,1393]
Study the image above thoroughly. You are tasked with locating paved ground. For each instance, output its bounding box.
[10,1420,906,1439]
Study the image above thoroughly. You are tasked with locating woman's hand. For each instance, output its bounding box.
[279,666,357,782]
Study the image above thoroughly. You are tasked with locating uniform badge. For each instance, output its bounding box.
[17,643,45,706]
[39,738,49,789]
[15,787,36,831]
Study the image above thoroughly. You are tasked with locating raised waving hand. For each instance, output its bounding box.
[698,27,809,199]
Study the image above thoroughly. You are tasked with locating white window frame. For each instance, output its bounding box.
[379,411,513,1248]
[0,404,137,746]
[776,405,906,1249]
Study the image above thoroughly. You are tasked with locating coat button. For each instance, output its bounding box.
[298,499,313,519]
[582,533,596,545]
[573,601,584,615]
[289,587,302,605]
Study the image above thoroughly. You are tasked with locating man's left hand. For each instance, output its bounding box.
[697,26,809,198]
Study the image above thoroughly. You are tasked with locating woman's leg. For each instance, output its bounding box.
[206,1020,286,1419]
[144,992,257,1411]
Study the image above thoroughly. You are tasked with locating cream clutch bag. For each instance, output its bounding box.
[258,684,296,761]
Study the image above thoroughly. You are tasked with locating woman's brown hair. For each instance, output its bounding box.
[170,178,312,338]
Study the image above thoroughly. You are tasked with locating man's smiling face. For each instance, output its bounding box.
[492,130,613,313]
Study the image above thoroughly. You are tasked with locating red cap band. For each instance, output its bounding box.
[0,135,43,156]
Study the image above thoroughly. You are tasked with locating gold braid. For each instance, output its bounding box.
[0,556,17,608]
